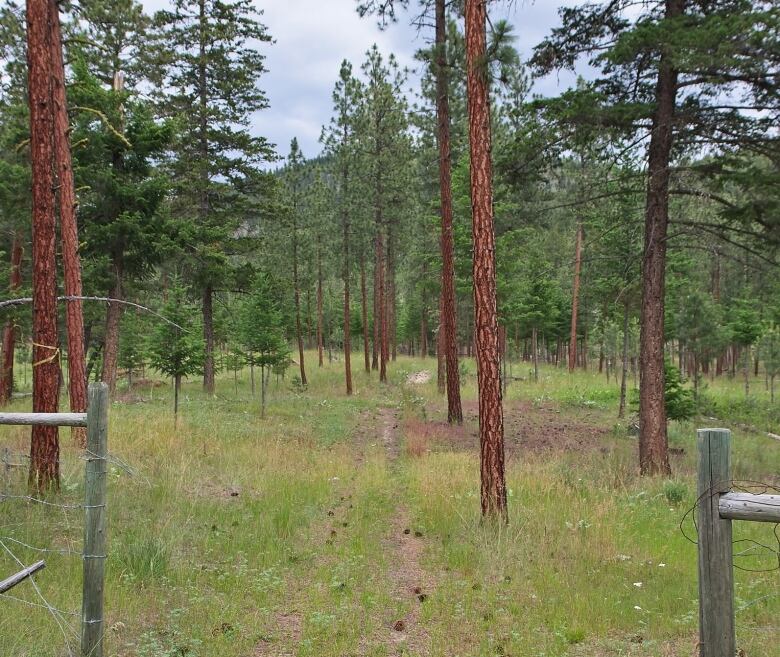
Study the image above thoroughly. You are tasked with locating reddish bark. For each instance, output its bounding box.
[360,253,370,373]
[342,177,353,395]
[436,0,463,424]
[49,1,86,433]
[372,239,379,371]
[387,234,396,362]
[0,234,23,405]
[465,0,507,520]
[377,229,388,383]
[26,0,60,492]
[639,0,683,476]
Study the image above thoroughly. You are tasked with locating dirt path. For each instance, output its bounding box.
[358,406,434,656]
[253,405,435,656]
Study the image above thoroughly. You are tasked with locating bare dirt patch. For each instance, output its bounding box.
[421,399,613,456]
[252,612,302,657]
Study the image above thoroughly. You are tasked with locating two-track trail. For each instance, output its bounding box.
[252,402,436,657]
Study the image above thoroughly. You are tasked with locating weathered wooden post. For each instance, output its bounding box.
[81,382,109,657]
[696,428,735,657]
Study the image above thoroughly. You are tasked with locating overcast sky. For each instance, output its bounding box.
[140,0,580,161]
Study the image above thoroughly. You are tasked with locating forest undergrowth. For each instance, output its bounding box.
[1,354,777,657]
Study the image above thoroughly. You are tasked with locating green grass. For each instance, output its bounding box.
[0,354,777,656]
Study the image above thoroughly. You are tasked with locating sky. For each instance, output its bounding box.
[141,0,581,162]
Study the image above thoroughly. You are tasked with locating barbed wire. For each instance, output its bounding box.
[1,539,78,656]
[680,479,780,574]
[0,295,186,331]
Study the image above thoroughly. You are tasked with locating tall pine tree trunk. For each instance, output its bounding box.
[639,0,683,476]
[372,237,380,371]
[378,229,388,383]
[360,253,370,373]
[198,0,216,395]
[292,213,307,386]
[387,233,396,362]
[436,0,463,423]
[27,0,60,492]
[465,0,506,521]
[49,0,86,437]
[317,247,325,367]
[568,218,583,372]
[0,233,23,405]
[342,171,353,395]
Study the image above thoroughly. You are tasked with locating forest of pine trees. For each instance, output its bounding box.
[0,0,778,510]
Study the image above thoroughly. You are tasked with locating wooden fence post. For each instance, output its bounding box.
[696,428,735,657]
[81,382,109,657]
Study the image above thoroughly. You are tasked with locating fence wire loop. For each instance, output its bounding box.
[681,478,780,573]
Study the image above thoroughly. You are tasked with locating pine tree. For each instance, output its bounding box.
[531,0,780,475]
[156,0,273,395]
[357,45,410,383]
[237,273,289,418]
[69,64,173,396]
[322,61,363,394]
[50,0,87,437]
[148,285,204,417]
[26,0,61,492]
[281,138,309,388]
[465,0,507,521]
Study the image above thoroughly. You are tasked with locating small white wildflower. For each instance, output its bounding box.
[617,554,632,561]
[658,563,666,567]
[634,606,642,611]
[633,582,643,588]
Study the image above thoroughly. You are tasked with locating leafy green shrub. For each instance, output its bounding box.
[664,361,695,421]
[630,360,694,422]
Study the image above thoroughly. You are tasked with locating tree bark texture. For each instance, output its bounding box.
[465,0,507,520]
[639,0,684,476]
[49,0,86,432]
[26,0,60,492]
[342,170,353,395]
[436,0,463,424]
[360,254,370,373]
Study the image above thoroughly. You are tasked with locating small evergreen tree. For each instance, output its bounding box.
[237,274,289,418]
[147,286,204,417]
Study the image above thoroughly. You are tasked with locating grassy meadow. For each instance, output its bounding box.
[1,353,778,657]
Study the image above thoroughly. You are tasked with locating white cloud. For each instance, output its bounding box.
[140,0,587,162]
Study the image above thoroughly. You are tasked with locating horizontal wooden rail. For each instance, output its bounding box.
[0,560,46,594]
[719,492,780,523]
[0,412,88,427]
